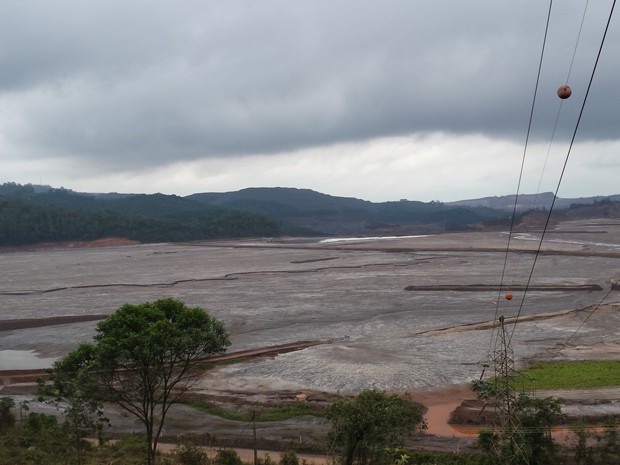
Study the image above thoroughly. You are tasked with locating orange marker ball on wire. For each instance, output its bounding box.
[505,292,513,301]
[557,84,572,99]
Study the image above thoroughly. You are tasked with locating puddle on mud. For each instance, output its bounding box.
[425,401,479,437]
[0,350,59,370]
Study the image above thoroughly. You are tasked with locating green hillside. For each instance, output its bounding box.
[5,183,614,246]
[0,183,280,246]
[189,187,510,234]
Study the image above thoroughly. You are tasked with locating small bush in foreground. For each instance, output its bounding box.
[173,442,208,465]
[213,448,244,465]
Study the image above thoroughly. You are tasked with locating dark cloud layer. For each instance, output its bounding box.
[0,0,618,173]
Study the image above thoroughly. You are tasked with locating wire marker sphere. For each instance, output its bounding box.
[505,292,513,301]
[557,84,572,99]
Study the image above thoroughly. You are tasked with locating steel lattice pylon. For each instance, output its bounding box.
[490,316,529,465]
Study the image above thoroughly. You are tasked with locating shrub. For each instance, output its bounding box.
[173,442,208,465]
[279,450,299,465]
[106,435,149,465]
[0,397,16,430]
[257,453,276,465]
[213,448,244,465]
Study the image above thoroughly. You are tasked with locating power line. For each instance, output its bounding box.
[488,0,555,357]
[508,0,617,344]
[535,0,590,197]
[566,0,591,83]
[481,4,618,461]
[553,278,620,353]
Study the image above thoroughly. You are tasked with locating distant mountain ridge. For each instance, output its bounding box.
[2,182,620,246]
[446,192,620,211]
[185,187,620,235]
[187,187,509,234]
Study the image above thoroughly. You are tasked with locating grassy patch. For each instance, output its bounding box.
[187,401,249,421]
[515,360,620,390]
[187,400,325,422]
[254,404,325,421]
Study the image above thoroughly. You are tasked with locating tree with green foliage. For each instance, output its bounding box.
[513,393,560,465]
[570,420,620,465]
[326,389,426,465]
[172,441,209,465]
[0,182,282,246]
[0,412,75,465]
[278,450,299,465]
[212,448,244,465]
[473,380,561,465]
[52,298,230,465]
[571,423,595,465]
[0,396,16,431]
[42,344,109,465]
[596,421,620,465]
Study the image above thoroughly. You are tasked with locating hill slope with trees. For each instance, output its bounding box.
[0,183,280,246]
[2,183,620,247]
[188,187,511,235]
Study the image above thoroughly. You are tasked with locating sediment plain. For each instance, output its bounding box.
[1,218,619,451]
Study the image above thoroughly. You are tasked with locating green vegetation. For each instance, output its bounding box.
[256,404,324,421]
[4,182,619,245]
[0,397,16,431]
[403,450,481,464]
[471,388,562,465]
[0,182,522,245]
[40,344,110,465]
[471,371,620,465]
[0,182,280,246]
[48,298,230,465]
[188,187,511,232]
[517,360,620,390]
[0,412,70,465]
[187,400,324,422]
[570,421,620,465]
[476,360,620,392]
[326,390,426,465]
[0,408,617,464]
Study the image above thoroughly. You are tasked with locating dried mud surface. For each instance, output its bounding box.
[1,219,619,452]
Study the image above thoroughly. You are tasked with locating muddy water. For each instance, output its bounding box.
[425,401,477,437]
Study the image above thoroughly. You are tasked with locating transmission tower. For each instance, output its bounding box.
[490,315,529,464]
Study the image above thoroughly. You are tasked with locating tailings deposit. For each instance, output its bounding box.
[1,218,619,393]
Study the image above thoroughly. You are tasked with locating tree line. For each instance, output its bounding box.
[0,183,281,246]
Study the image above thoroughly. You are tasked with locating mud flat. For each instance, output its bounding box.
[1,220,619,390]
[0,219,619,449]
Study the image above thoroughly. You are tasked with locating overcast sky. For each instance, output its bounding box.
[1,1,618,202]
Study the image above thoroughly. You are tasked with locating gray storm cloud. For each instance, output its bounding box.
[0,0,618,174]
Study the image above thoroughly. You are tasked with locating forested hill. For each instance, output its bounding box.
[3,183,618,247]
[0,183,280,246]
[187,187,511,234]
[187,187,620,234]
